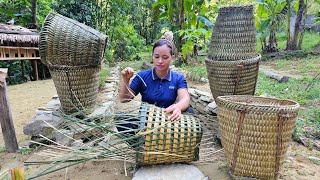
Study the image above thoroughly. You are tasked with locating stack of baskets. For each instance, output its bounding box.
[39,13,107,114]
[205,5,260,100]
[206,5,300,179]
[136,103,202,165]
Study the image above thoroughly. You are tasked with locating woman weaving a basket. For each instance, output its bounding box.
[119,32,191,121]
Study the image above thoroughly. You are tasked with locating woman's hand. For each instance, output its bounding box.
[164,104,182,121]
[121,67,134,82]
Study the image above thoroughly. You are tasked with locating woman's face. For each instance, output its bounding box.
[152,45,173,73]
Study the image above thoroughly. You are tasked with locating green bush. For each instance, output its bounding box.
[112,20,145,62]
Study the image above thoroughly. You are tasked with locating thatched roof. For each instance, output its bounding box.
[0,23,39,44]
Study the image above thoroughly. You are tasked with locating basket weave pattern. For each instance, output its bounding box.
[39,12,107,114]
[205,55,260,100]
[207,5,257,61]
[216,96,299,179]
[49,66,100,113]
[136,103,202,165]
[206,5,260,100]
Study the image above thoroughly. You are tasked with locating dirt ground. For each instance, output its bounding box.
[1,79,320,179]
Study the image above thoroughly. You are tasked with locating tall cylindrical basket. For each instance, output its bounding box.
[207,5,257,61]
[216,96,299,180]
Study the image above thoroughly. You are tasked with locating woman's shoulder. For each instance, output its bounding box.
[170,69,186,80]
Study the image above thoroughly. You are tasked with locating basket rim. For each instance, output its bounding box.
[205,54,261,64]
[43,12,108,40]
[217,95,300,109]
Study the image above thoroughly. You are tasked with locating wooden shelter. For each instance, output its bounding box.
[0,23,41,80]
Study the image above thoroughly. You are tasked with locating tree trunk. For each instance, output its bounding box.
[298,4,308,50]
[31,0,38,29]
[286,0,291,50]
[287,0,305,50]
[265,21,278,52]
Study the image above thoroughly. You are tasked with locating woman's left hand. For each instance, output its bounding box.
[164,104,181,121]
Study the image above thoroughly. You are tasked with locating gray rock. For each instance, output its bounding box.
[208,101,217,114]
[46,98,61,110]
[23,111,64,136]
[54,132,73,146]
[191,96,199,104]
[200,96,213,103]
[194,89,211,97]
[200,77,208,83]
[195,102,206,114]
[189,89,199,98]
[133,164,206,180]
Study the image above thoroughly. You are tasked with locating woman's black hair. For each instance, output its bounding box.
[152,38,175,56]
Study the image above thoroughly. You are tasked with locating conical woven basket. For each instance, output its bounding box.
[48,65,100,114]
[207,5,257,61]
[216,96,299,180]
[205,55,260,100]
[39,12,107,66]
[136,103,202,165]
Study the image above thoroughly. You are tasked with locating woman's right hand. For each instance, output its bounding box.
[121,67,134,82]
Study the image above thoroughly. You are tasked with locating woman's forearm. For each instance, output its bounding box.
[119,79,134,102]
[176,89,190,111]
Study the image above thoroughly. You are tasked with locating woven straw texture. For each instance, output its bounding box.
[39,12,107,66]
[207,5,257,61]
[136,103,202,165]
[205,55,260,100]
[216,96,299,180]
[48,65,100,114]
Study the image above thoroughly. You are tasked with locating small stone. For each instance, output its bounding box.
[191,96,199,103]
[200,96,213,103]
[194,89,211,97]
[46,98,61,109]
[200,77,208,83]
[188,88,198,98]
[208,101,217,114]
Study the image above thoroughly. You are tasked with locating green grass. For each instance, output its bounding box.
[257,56,320,142]
[257,31,320,53]
[120,60,145,71]
[261,56,320,77]
[99,63,112,89]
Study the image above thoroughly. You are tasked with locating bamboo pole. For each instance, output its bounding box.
[0,68,19,153]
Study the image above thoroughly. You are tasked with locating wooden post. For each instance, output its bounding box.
[32,60,38,81]
[0,68,19,153]
[20,60,25,82]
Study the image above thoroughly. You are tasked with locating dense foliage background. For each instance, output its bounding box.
[0,0,319,83]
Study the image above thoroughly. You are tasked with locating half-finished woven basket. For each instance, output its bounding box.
[39,12,107,66]
[205,55,260,100]
[207,5,257,61]
[216,96,299,180]
[136,103,202,165]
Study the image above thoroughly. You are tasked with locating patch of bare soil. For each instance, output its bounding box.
[0,80,57,148]
[1,79,320,180]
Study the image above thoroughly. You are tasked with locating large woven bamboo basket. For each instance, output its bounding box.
[39,12,107,66]
[136,103,202,165]
[48,65,100,114]
[207,5,257,61]
[205,55,260,100]
[216,96,299,180]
